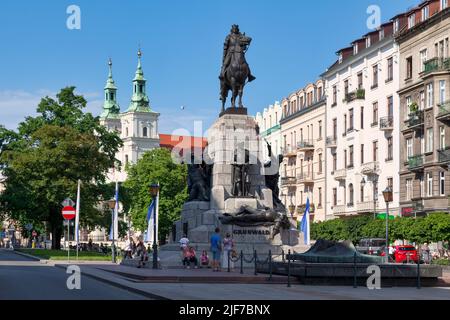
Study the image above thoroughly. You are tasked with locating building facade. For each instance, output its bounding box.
[279,80,327,222]
[99,50,160,182]
[323,21,401,219]
[396,0,450,216]
[255,101,282,163]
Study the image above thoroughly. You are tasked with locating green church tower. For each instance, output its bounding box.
[126,49,151,112]
[100,58,121,120]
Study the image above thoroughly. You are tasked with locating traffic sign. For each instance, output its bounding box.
[61,198,75,207]
[62,206,76,220]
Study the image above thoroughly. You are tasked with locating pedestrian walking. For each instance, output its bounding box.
[210,227,222,272]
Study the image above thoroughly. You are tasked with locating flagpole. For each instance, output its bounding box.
[75,179,81,261]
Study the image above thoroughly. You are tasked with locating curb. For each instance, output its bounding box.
[54,264,170,300]
[12,250,46,262]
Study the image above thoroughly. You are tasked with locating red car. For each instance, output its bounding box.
[381,245,418,263]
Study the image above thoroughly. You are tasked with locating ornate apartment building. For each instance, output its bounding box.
[322,21,401,219]
[99,50,160,182]
[279,80,327,222]
[254,101,282,163]
[396,0,450,216]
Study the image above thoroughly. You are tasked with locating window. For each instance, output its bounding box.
[318,153,323,174]
[318,187,322,207]
[406,96,412,120]
[407,138,413,158]
[406,178,413,200]
[357,72,363,90]
[427,83,434,108]
[344,80,349,96]
[440,126,446,150]
[344,149,347,168]
[372,102,378,125]
[366,37,371,48]
[348,184,354,206]
[349,108,354,130]
[109,92,114,100]
[388,178,393,189]
[406,57,413,79]
[125,127,129,137]
[361,144,365,165]
[344,114,347,135]
[373,141,378,162]
[387,57,393,82]
[372,64,378,88]
[360,184,364,203]
[442,0,448,10]
[125,154,129,164]
[360,106,364,129]
[422,6,429,21]
[394,18,400,33]
[440,80,446,104]
[420,49,428,72]
[333,188,337,206]
[353,44,358,55]
[143,127,148,137]
[387,96,394,117]
[387,137,393,161]
[408,13,415,29]
[420,175,425,197]
[332,86,337,105]
[339,53,343,64]
[427,128,434,153]
[420,132,425,154]
[427,172,433,197]
[333,118,337,139]
[440,172,446,196]
[349,145,354,167]
[420,91,425,110]
[332,153,337,171]
[318,120,322,139]
[379,29,385,40]
[139,84,144,93]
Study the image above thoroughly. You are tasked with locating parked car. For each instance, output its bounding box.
[356,238,386,256]
[381,245,418,263]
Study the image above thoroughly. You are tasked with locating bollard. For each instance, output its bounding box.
[254,250,257,276]
[417,259,421,289]
[240,250,243,274]
[268,250,272,281]
[287,249,291,288]
[227,250,231,273]
[353,252,357,288]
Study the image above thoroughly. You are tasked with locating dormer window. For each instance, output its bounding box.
[394,18,400,33]
[366,37,371,48]
[408,13,416,29]
[353,44,358,55]
[379,29,385,40]
[339,53,343,64]
[442,0,448,10]
[422,6,429,21]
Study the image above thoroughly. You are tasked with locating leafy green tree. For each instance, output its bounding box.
[0,87,122,249]
[311,218,349,242]
[124,148,188,243]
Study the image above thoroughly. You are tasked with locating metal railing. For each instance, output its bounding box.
[423,57,450,75]
[380,116,394,130]
[438,100,450,118]
[344,89,365,102]
[297,140,315,150]
[297,172,314,183]
[326,136,337,147]
[407,111,424,129]
[408,155,424,171]
[438,148,450,163]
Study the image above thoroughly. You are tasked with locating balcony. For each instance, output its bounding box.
[412,200,424,212]
[405,111,424,131]
[297,203,316,215]
[438,148,450,164]
[281,176,297,186]
[361,161,379,176]
[380,116,394,131]
[326,136,337,148]
[421,57,450,76]
[297,172,314,184]
[407,155,424,171]
[437,100,450,123]
[297,140,315,152]
[333,168,347,181]
[356,201,378,213]
[332,205,347,215]
[343,89,365,103]
[281,146,297,158]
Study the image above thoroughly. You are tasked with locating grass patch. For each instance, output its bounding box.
[17,249,113,261]
[432,258,450,266]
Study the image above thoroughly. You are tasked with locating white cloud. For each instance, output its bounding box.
[158,106,217,136]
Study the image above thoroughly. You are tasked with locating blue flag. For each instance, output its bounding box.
[147,199,156,222]
[300,198,311,245]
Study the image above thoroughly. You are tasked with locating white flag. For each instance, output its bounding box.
[75,179,81,243]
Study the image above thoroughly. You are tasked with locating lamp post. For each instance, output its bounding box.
[149,183,160,269]
[382,186,393,263]
[107,199,116,263]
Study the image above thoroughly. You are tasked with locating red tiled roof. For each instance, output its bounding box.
[159,134,207,151]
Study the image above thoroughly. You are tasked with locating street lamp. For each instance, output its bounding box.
[107,198,116,263]
[382,186,393,263]
[149,183,160,269]
[288,204,295,218]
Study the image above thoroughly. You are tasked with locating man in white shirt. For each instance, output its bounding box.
[179,234,189,263]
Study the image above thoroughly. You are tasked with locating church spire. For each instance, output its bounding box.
[127,48,151,112]
[100,58,120,119]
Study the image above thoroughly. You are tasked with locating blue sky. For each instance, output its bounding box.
[0,0,419,135]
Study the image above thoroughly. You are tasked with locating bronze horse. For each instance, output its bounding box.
[220,34,252,112]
